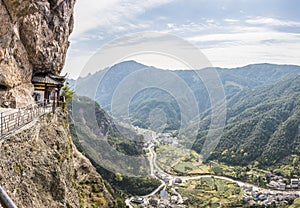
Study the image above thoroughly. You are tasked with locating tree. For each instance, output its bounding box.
[61,82,74,103]
[114,197,126,208]
[115,173,123,182]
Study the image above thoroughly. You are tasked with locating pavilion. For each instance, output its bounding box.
[32,73,66,105]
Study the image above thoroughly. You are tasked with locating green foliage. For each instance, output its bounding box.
[179,177,243,208]
[290,198,300,208]
[61,82,74,103]
[66,201,71,208]
[13,163,24,175]
[76,181,108,208]
[115,173,123,182]
[119,177,161,196]
[69,95,143,157]
[129,88,181,132]
[81,155,160,196]
[193,75,300,168]
[69,95,161,203]
[113,197,126,208]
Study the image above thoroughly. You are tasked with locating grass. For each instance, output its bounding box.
[156,145,215,175]
[289,198,300,208]
[188,165,212,175]
[156,145,222,175]
[173,162,196,174]
[178,177,243,208]
[156,145,190,172]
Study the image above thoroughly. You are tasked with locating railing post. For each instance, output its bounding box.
[0,185,17,208]
[1,112,3,136]
[17,109,20,126]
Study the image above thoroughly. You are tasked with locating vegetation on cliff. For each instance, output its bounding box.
[69,96,161,198]
[0,110,114,208]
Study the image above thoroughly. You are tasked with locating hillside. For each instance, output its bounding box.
[69,95,144,159]
[69,96,161,196]
[193,75,300,167]
[73,61,300,132]
[0,110,114,208]
[72,61,300,169]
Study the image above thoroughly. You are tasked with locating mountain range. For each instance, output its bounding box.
[71,61,300,168]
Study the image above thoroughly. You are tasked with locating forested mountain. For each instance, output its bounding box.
[69,96,160,196]
[73,61,300,131]
[193,75,300,167]
[69,95,145,169]
[72,61,300,168]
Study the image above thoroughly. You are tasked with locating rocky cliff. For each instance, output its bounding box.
[0,0,75,108]
[0,110,114,208]
[0,1,116,207]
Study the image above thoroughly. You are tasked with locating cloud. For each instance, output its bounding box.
[203,42,300,68]
[183,17,300,68]
[65,1,300,79]
[62,53,94,79]
[224,18,239,23]
[71,0,175,39]
[187,29,300,45]
[167,23,174,28]
[245,16,300,27]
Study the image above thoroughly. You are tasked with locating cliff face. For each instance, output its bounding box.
[0,0,75,108]
[0,111,114,208]
[0,1,115,207]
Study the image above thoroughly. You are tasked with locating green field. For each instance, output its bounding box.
[178,177,243,207]
[173,162,197,173]
[156,145,191,172]
[155,145,214,175]
[156,144,295,190]
[289,198,300,208]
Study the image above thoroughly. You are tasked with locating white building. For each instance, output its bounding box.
[291,179,299,188]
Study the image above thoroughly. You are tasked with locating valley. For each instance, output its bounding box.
[126,128,300,208]
[1,0,299,207]
[70,61,300,207]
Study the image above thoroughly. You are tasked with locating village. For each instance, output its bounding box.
[127,131,300,208]
[130,171,300,208]
[242,186,299,207]
[130,175,187,208]
[242,174,300,206]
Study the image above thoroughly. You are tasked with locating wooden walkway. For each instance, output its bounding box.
[0,103,52,138]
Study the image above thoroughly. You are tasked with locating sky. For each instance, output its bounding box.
[62,0,300,78]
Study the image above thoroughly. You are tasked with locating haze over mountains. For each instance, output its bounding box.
[74,61,300,108]
[71,61,300,168]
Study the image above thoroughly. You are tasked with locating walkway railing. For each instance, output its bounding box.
[0,186,17,208]
[0,102,51,138]
[0,101,64,207]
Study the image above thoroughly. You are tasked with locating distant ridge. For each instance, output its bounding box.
[70,61,300,168]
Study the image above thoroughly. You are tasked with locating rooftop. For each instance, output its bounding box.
[32,73,66,86]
